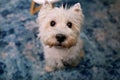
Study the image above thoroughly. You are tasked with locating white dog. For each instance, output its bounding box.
[37,2,84,72]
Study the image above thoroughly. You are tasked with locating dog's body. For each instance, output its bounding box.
[37,2,84,72]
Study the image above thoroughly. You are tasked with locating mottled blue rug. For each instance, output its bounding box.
[0,0,120,80]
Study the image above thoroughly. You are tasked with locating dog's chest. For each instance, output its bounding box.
[44,46,80,59]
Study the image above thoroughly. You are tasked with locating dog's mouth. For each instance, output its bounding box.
[48,42,65,48]
[45,38,76,48]
[55,43,67,49]
[57,43,62,46]
[54,43,63,48]
[52,42,72,49]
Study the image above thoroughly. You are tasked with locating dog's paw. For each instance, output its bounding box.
[45,66,54,72]
[80,50,84,58]
[71,62,79,67]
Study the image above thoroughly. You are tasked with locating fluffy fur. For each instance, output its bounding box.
[37,2,84,72]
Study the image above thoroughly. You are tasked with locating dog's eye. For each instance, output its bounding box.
[67,22,72,28]
[50,21,56,27]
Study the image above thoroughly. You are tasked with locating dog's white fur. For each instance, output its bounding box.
[37,3,84,72]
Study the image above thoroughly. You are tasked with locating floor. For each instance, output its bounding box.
[0,0,120,80]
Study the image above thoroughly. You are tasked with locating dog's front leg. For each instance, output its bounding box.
[45,58,64,72]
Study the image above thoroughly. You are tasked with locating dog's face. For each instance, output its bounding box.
[37,3,84,48]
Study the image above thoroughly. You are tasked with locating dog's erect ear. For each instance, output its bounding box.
[37,1,53,25]
[42,1,53,10]
[70,3,82,12]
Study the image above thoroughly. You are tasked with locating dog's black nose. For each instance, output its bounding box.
[56,34,66,43]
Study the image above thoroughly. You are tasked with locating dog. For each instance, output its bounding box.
[37,2,84,72]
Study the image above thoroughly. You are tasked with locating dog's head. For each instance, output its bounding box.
[37,3,84,48]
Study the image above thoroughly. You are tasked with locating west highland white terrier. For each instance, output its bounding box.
[37,2,84,72]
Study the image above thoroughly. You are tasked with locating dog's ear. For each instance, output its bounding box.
[70,3,82,12]
[37,2,53,25]
[42,1,53,10]
[69,3,84,31]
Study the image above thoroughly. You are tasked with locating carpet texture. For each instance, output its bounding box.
[0,0,120,80]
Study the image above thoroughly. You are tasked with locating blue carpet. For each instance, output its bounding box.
[0,0,120,80]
